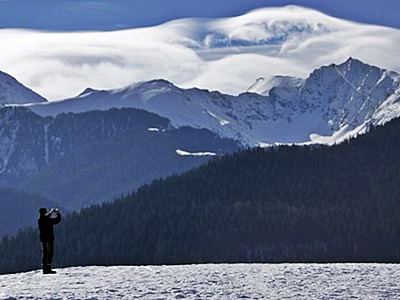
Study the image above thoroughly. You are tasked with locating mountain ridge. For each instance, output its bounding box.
[10,58,400,146]
[0,106,239,210]
[0,71,46,106]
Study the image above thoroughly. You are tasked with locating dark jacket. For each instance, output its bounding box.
[38,212,62,242]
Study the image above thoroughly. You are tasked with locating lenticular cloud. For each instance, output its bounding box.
[0,5,399,101]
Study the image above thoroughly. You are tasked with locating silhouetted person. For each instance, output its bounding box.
[38,207,61,274]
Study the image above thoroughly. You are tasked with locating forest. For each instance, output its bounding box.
[1,117,400,274]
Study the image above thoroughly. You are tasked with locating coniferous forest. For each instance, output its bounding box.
[1,117,400,274]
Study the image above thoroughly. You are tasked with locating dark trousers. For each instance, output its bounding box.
[41,242,54,268]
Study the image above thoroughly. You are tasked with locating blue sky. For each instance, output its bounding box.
[0,0,399,30]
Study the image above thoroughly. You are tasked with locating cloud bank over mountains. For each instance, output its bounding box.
[0,6,399,100]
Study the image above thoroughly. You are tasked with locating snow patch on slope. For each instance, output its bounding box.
[205,110,230,126]
[176,149,216,157]
[43,123,50,165]
[147,127,160,132]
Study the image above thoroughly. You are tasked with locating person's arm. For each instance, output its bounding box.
[50,212,62,225]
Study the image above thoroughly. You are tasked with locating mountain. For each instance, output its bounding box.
[1,115,400,274]
[0,188,58,237]
[20,58,400,146]
[0,58,398,211]
[0,107,239,210]
[1,6,399,101]
[0,71,46,106]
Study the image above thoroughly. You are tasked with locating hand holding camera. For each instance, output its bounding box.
[49,208,60,215]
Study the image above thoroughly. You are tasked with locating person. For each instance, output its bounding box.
[38,207,62,274]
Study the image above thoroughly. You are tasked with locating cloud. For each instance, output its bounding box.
[0,6,399,100]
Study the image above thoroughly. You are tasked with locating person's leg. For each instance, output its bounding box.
[42,242,56,274]
[41,242,48,271]
[47,242,54,267]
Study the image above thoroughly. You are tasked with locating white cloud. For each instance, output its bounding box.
[0,6,399,100]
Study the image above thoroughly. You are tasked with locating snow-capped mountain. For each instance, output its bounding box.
[0,71,46,106]
[0,58,399,210]
[20,58,400,146]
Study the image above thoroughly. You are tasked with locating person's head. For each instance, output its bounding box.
[39,208,47,215]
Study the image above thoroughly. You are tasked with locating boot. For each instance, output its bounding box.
[43,264,57,274]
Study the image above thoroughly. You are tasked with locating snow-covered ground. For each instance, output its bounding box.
[1,264,399,299]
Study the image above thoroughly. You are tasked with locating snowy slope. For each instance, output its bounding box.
[1,264,399,299]
[0,71,46,106]
[20,58,400,146]
[247,76,304,96]
[0,6,400,100]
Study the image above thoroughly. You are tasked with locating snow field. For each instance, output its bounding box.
[1,264,399,299]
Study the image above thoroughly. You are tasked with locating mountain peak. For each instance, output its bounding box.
[122,79,179,95]
[344,56,358,63]
[0,71,46,106]
[138,79,177,89]
[247,75,304,96]
[340,57,371,68]
[78,88,98,97]
[308,57,385,81]
[332,57,387,75]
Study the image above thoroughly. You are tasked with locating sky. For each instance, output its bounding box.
[0,1,399,101]
[0,0,399,30]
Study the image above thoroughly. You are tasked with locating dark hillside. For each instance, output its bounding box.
[1,118,400,274]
